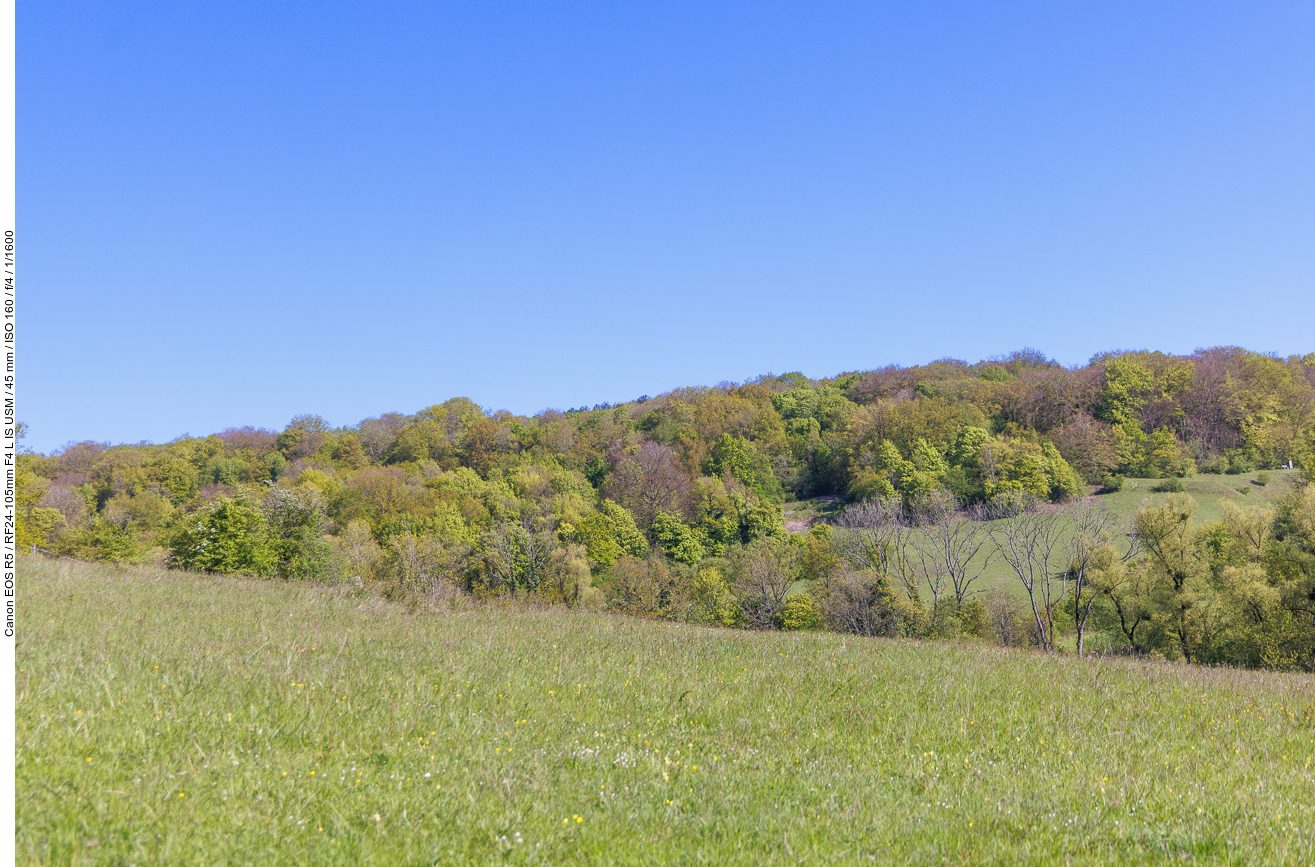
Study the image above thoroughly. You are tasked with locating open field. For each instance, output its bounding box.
[17,558,1315,865]
[1097,469,1303,526]
[796,470,1304,605]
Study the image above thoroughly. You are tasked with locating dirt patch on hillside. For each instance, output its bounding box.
[783,495,844,533]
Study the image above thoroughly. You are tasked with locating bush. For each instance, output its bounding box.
[59,519,149,564]
[1254,471,1271,487]
[688,566,741,627]
[1198,456,1228,475]
[1099,475,1125,494]
[1225,451,1255,475]
[169,496,274,575]
[1152,477,1185,493]
[775,593,821,631]
[956,598,990,639]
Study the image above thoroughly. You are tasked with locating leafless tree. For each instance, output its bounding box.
[217,426,278,452]
[334,519,383,582]
[1066,499,1139,654]
[731,538,800,629]
[358,413,406,462]
[814,565,899,637]
[604,441,691,528]
[1049,412,1119,482]
[38,485,89,529]
[909,491,995,614]
[608,557,680,618]
[833,497,918,600]
[983,584,1023,646]
[388,530,472,601]
[986,494,1068,652]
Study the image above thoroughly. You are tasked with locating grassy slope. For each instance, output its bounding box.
[973,469,1304,599]
[17,559,1315,866]
[797,470,1303,605]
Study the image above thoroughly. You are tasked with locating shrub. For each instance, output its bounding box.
[775,593,821,631]
[1152,477,1185,493]
[59,519,149,564]
[169,496,274,575]
[688,567,742,627]
[956,598,990,639]
[604,557,680,618]
[1225,451,1255,475]
[1099,475,1125,494]
[1254,471,1271,487]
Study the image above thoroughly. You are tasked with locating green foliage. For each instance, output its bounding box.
[688,566,741,627]
[956,598,989,638]
[947,426,990,467]
[59,518,149,564]
[1099,474,1125,493]
[17,507,65,549]
[706,433,782,502]
[575,501,648,568]
[105,489,176,532]
[1112,424,1194,478]
[651,511,706,565]
[775,593,821,630]
[169,497,274,575]
[1096,353,1192,426]
[23,345,1315,672]
[203,456,246,486]
[262,485,337,580]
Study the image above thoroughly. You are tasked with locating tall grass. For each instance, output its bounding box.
[17,558,1315,865]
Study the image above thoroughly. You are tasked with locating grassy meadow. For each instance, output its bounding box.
[17,557,1315,865]
[847,469,1305,606]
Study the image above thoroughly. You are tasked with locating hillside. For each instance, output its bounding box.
[17,559,1314,865]
[16,346,1315,670]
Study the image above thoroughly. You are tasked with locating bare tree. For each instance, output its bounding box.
[334,519,383,583]
[910,491,995,611]
[389,530,472,601]
[604,441,691,528]
[983,584,1023,646]
[833,497,918,601]
[38,485,90,529]
[731,538,800,629]
[358,413,406,462]
[986,494,1068,652]
[814,565,900,637]
[1066,499,1139,655]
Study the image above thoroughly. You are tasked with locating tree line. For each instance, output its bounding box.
[16,346,1315,669]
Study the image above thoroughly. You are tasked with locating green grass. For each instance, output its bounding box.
[898,470,1303,603]
[1095,469,1301,528]
[18,558,1315,865]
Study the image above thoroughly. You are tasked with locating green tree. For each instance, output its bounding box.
[170,497,274,575]
[688,566,741,626]
[651,511,706,565]
[575,501,647,568]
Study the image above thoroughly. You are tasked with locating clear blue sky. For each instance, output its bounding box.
[20,1,1315,454]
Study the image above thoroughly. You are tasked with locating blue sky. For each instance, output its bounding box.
[20,1,1315,453]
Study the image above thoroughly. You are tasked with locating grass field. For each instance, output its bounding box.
[794,470,1304,605]
[17,557,1315,865]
